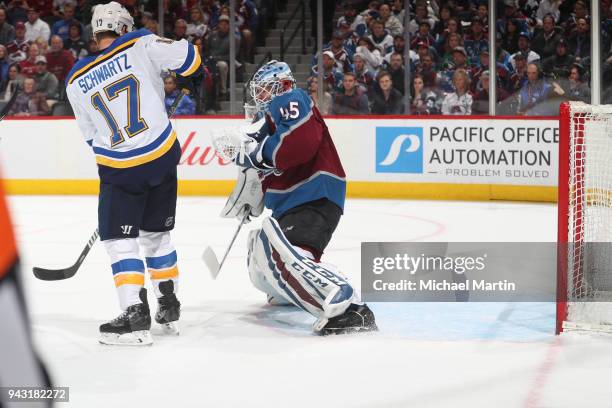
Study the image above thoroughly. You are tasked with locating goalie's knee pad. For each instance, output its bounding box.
[248,217,356,319]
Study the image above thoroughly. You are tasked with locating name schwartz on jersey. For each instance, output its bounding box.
[76,54,131,93]
[66,28,201,171]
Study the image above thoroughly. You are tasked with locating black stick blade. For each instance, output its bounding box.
[32,265,78,281]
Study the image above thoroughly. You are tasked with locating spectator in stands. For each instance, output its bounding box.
[18,43,38,78]
[435,16,461,55]
[370,71,404,115]
[551,63,591,103]
[441,46,470,91]
[8,76,48,116]
[24,6,49,43]
[416,53,439,88]
[352,52,375,93]
[306,75,332,115]
[378,3,403,36]
[542,39,575,79]
[46,35,75,83]
[360,1,382,26]
[187,6,208,41]
[385,34,406,64]
[2,63,21,100]
[206,15,237,98]
[440,33,463,70]
[368,20,393,54]
[323,30,351,72]
[145,18,159,35]
[470,49,489,91]
[464,18,488,66]
[508,53,529,92]
[391,0,405,23]
[476,4,489,29]
[518,63,552,115]
[500,18,520,55]
[472,71,510,114]
[531,14,561,60]
[536,0,562,24]
[33,55,58,100]
[337,2,367,38]
[410,21,435,50]
[65,22,87,60]
[508,32,540,70]
[312,50,343,92]
[356,36,383,74]
[0,9,15,46]
[171,19,189,41]
[410,74,428,113]
[497,0,527,36]
[407,2,435,34]
[0,45,9,92]
[441,68,472,115]
[386,52,405,95]
[331,72,369,115]
[236,0,258,63]
[563,1,589,37]
[432,4,454,38]
[164,75,195,116]
[7,21,27,63]
[52,3,82,42]
[7,0,28,26]
[567,17,591,62]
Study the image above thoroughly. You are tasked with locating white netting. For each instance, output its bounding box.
[564,102,612,332]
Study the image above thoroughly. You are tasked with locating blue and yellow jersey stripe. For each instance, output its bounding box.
[175,43,201,77]
[146,251,179,280]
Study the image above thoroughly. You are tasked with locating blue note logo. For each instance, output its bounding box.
[376,127,424,173]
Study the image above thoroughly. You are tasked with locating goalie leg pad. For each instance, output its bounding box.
[249,217,356,319]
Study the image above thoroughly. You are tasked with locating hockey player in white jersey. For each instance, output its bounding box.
[66,2,201,345]
[217,61,377,335]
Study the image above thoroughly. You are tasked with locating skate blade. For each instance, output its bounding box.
[99,330,154,346]
[160,322,179,335]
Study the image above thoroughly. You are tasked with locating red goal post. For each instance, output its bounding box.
[557,102,612,334]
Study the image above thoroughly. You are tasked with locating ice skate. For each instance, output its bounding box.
[313,304,378,336]
[155,280,180,335]
[99,288,153,346]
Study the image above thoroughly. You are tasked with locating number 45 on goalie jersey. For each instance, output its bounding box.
[66,29,201,169]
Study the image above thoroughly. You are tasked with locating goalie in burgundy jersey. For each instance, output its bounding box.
[221,60,377,335]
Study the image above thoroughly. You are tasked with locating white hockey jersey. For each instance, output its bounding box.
[66,29,200,169]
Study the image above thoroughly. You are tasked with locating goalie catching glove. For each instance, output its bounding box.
[221,167,264,222]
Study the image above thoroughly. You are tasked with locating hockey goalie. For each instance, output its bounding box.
[216,60,377,335]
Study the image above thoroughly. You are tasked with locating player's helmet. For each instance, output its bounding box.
[92,1,134,37]
[249,60,296,111]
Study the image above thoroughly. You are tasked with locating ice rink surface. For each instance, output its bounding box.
[7,196,612,408]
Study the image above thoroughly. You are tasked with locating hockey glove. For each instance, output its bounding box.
[235,135,275,171]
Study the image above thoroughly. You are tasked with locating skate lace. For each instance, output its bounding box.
[110,310,129,324]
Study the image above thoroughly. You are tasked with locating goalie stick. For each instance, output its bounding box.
[32,90,189,281]
[202,205,251,279]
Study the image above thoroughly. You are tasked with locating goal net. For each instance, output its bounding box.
[557,102,612,334]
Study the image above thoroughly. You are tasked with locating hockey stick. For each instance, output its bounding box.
[33,229,99,281]
[202,205,251,279]
[32,90,189,281]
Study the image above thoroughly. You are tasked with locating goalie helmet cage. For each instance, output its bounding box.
[557,102,612,334]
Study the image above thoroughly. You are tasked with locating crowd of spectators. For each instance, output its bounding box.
[0,0,271,116]
[307,0,612,116]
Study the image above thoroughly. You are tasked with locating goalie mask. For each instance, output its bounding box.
[92,1,134,37]
[249,60,296,111]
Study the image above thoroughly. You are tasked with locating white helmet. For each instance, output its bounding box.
[91,1,134,37]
